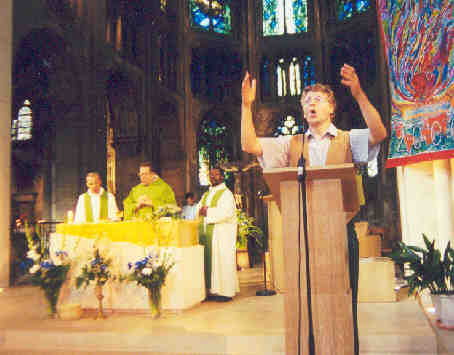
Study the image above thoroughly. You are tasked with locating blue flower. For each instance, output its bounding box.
[128,262,132,270]
[40,261,53,269]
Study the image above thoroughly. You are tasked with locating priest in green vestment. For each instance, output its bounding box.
[74,172,120,223]
[123,161,177,220]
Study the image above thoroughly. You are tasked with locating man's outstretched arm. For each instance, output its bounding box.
[340,64,387,146]
[241,71,263,157]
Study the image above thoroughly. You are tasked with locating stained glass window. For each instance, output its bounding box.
[273,115,304,136]
[161,0,167,12]
[337,0,370,21]
[275,55,315,98]
[263,0,308,36]
[277,59,287,97]
[198,118,232,186]
[12,100,33,141]
[190,0,232,34]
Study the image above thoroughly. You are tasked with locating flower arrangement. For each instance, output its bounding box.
[75,248,114,319]
[75,248,112,289]
[127,247,175,318]
[25,224,71,317]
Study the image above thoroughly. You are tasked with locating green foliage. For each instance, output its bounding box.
[141,204,182,223]
[388,234,454,296]
[236,210,264,251]
[75,249,112,289]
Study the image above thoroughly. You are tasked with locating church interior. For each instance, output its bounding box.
[1,0,454,354]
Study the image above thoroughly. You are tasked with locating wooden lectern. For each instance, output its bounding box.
[263,163,359,355]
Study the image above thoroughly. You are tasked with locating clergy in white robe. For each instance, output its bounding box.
[198,168,239,300]
[74,172,119,224]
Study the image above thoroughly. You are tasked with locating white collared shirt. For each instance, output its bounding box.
[257,125,379,169]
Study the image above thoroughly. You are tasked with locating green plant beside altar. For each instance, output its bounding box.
[127,248,175,318]
[388,234,454,296]
[388,234,454,327]
[25,223,71,317]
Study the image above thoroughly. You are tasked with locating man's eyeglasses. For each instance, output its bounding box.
[301,95,329,106]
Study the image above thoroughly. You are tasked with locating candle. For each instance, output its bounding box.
[67,211,74,224]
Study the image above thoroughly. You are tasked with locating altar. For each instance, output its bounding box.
[50,219,205,312]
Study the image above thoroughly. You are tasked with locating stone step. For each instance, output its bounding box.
[0,286,438,355]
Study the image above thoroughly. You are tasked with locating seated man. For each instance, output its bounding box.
[123,161,177,220]
[181,192,198,220]
[74,172,119,223]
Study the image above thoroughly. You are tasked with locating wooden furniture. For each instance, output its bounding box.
[358,257,398,302]
[263,164,358,355]
[263,195,286,293]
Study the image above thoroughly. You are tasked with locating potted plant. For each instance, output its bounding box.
[388,234,454,328]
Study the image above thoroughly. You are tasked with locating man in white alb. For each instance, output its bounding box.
[198,167,239,302]
[74,172,119,223]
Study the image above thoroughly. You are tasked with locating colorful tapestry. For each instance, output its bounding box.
[377,1,454,168]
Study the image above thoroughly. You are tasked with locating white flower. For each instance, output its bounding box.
[29,264,41,274]
[53,258,63,266]
[27,250,41,261]
[152,259,162,268]
[141,267,153,275]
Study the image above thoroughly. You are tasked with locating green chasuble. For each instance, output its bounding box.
[123,177,177,220]
[84,190,108,222]
[198,188,227,290]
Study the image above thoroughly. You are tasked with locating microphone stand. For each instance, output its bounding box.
[256,191,277,296]
[298,135,315,355]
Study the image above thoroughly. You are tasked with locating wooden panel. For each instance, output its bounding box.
[263,164,359,213]
[264,197,286,293]
[280,180,309,355]
[265,167,356,355]
[358,257,397,302]
[359,234,382,258]
[307,179,354,354]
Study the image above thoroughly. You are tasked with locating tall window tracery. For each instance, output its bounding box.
[12,99,33,142]
[197,117,232,187]
[190,0,232,34]
[263,0,308,36]
[262,55,315,99]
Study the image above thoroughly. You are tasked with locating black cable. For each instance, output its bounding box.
[298,135,315,355]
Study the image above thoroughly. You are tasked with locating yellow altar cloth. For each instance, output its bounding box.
[51,219,205,312]
[55,219,199,247]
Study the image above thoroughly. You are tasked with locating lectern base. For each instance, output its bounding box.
[256,289,277,296]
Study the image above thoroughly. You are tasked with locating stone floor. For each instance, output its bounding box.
[0,267,451,355]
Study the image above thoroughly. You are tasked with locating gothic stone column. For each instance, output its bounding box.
[0,0,12,287]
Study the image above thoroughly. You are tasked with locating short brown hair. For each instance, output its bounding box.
[86,171,101,181]
[301,83,336,114]
[139,161,153,171]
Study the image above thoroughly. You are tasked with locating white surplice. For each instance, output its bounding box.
[74,187,119,223]
[198,182,240,297]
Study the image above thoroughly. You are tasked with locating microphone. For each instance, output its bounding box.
[297,155,305,183]
[297,128,307,183]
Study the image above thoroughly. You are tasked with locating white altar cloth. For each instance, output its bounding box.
[50,233,206,311]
